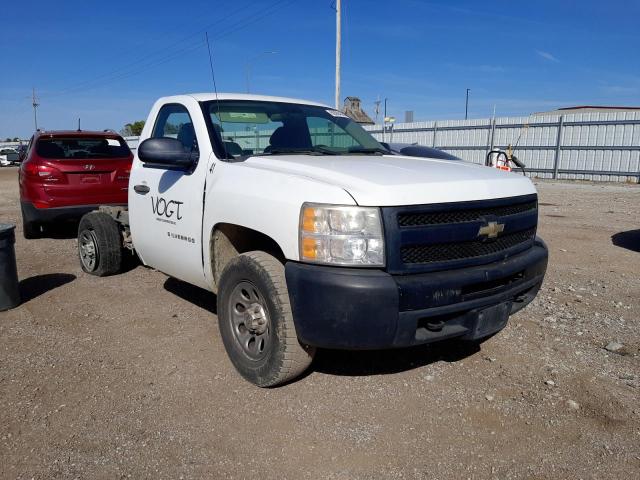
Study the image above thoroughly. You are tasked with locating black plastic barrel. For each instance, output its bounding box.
[0,223,20,311]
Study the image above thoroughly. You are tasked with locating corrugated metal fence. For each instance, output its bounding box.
[17,111,635,183]
[364,111,640,182]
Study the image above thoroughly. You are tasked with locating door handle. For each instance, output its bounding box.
[134,184,150,194]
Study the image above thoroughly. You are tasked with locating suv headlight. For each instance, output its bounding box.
[299,203,385,266]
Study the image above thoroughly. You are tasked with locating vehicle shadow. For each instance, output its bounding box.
[611,229,640,253]
[163,277,217,315]
[42,221,79,240]
[161,276,480,379]
[120,251,142,273]
[313,339,480,377]
[19,273,76,303]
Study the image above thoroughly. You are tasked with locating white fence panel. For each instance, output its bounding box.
[365,111,640,183]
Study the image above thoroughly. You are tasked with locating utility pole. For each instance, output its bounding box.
[465,88,470,120]
[382,98,388,142]
[334,0,341,110]
[374,96,381,124]
[32,87,39,131]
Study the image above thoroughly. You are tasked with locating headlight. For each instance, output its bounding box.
[299,203,385,266]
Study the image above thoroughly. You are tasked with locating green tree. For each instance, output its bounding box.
[121,120,145,136]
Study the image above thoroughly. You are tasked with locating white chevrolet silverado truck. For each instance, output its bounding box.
[77,93,548,387]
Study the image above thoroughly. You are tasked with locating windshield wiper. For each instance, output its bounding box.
[347,146,389,155]
[266,146,339,156]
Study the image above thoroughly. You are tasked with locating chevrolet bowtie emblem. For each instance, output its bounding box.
[478,221,505,239]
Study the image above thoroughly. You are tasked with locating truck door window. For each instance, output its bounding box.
[153,104,198,152]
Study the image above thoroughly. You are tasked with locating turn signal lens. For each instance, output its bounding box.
[302,237,319,260]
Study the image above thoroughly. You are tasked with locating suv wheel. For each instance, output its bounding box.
[22,219,41,239]
[77,212,122,276]
[21,205,41,239]
[217,251,315,387]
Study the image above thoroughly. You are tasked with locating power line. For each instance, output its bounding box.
[41,0,296,99]
[42,0,276,98]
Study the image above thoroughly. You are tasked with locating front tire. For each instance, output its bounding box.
[217,251,315,387]
[77,212,122,276]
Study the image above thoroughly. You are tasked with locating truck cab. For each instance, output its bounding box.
[77,93,548,387]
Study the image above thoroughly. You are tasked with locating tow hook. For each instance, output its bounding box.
[424,319,445,332]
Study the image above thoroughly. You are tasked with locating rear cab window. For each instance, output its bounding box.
[36,136,131,159]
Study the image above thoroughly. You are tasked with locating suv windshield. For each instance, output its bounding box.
[202,100,386,159]
[36,137,131,159]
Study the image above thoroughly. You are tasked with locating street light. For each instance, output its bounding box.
[245,51,277,93]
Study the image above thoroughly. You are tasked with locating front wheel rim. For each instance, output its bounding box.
[228,281,271,361]
[79,230,99,271]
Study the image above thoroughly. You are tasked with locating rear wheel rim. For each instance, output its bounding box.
[228,281,271,361]
[79,230,99,271]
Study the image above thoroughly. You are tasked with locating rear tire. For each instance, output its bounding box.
[21,205,41,239]
[217,251,315,387]
[22,219,41,239]
[77,212,122,276]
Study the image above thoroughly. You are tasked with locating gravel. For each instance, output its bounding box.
[1,170,639,479]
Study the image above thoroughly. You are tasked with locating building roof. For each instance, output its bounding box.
[556,105,640,111]
[534,105,640,115]
[343,96,374,125]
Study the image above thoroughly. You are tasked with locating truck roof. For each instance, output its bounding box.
[165,93,330,108]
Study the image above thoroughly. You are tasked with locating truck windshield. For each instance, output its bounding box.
[202,100,387,159]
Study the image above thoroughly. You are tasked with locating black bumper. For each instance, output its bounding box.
[21,202,124,224]
[285,238,548,349]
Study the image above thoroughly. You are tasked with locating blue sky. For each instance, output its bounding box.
[1,0,639,138]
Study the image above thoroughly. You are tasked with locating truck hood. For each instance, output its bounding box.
[243,154,536,206]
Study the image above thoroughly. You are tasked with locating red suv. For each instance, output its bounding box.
[19,130,133,238]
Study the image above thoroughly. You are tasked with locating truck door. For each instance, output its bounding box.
[128,100,213,290]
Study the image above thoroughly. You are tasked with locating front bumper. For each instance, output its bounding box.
[285,238,548,349]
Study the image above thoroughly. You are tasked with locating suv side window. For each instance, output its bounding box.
[152,104,198,152]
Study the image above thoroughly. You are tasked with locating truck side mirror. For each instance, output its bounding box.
[138,137,198,170]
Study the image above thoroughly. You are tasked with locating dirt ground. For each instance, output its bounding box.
[0,166,638,479]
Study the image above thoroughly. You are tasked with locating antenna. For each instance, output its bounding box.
[205,32,218,92]
[204,32,228,159]
[32,87,39,131]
